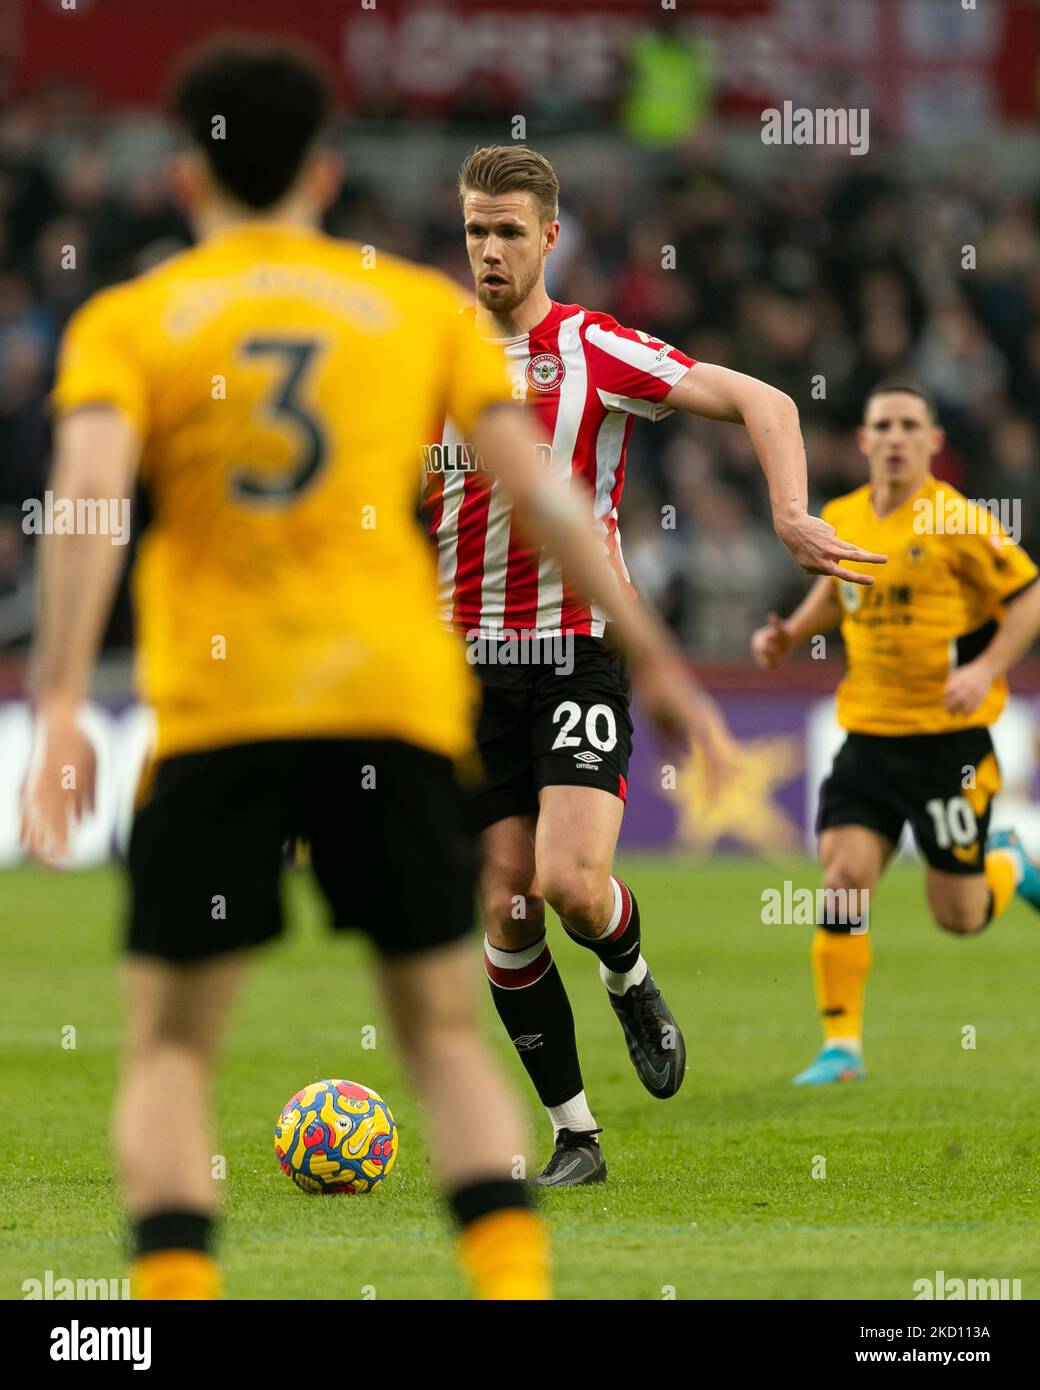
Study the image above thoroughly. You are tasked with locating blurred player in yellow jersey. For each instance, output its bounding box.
[21,39,733,1300]
[752,379,1040,1085]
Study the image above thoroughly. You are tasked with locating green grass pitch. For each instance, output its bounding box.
[2,856,1038,1301]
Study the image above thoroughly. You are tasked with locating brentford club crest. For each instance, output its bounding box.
[526,353,565,392]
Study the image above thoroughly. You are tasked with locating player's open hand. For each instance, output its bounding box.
[774,510,885,585]
[750,612,792,670]
[634,654,741,801]
[20,702,96,866]
[944,659,995,718]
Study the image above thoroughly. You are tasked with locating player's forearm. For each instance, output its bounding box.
[668,365,808,522]
[977,582,1040,680]
[32,527,126,709]
[658,365,886,583]
[474,405,676,669]
[31,414,138,708]
[735,384,808,526]
[781,577,842,647]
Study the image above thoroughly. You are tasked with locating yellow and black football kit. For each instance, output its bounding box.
[52,223,514,959]
[816,474,1037,874]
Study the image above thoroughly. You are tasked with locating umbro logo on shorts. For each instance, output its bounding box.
[574,750,602,767]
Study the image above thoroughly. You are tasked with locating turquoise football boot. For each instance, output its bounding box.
[793,1045,865,1086]
[987,828,1040,911]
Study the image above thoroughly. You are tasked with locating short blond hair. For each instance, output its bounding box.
[457,145,559,223]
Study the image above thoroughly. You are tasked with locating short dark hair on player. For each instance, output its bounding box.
[170,37,332,210]
[863,377,937,422]
[458,145,560,223]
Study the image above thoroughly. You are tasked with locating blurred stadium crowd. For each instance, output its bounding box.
[2,79,1039,657]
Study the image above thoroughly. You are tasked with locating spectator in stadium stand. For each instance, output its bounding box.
[0,510,35,650]
[681,482,787,658]
[0,269,53,509]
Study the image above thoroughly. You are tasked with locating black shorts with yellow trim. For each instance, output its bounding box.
[816,728,1001,875]
[127,739,477,962]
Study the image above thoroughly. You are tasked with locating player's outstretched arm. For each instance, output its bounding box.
[663,362,885,585]
[22,407,140,863]
[472,403,739,794]
[750,576,842,670]
[945,580,1040,715]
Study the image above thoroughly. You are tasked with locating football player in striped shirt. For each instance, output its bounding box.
[423,145,884,1185]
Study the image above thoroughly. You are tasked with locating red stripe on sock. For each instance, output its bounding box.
[484,943,553,989]
[603,878,633,943]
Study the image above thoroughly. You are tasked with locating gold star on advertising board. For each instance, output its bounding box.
[671,735,804,854]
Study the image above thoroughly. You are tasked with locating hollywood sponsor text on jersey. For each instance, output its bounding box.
[424,301,694,639]
[422,440,553,474]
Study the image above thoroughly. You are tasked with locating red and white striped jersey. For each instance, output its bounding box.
[422,300,695,638]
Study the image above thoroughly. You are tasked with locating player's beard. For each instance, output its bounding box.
[475,259,543,316]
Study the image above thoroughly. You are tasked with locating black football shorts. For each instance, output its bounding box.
[467,634,634,831]
[816,727,1001,875]
[127,739,477,962]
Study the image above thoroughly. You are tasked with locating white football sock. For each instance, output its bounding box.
[599,954,648,996]
[600,876,624,935]
[827,1036,863,1055]
[546,1090,597,1137]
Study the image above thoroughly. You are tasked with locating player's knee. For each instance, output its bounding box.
[540,870,605,935]
[933,903,987,936]
[821,863,869,897]
[481,882,545,946]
